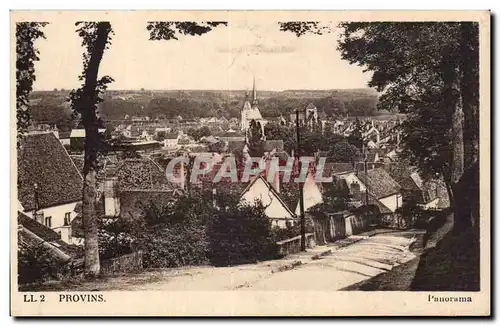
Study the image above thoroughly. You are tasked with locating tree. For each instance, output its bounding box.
[16,22,48,145]
[347,118,363,150]
[155,130,167,141]
[207,200,278,266]
[281,22,479,234]
[337,22,478,233]
[265,122,296,153]
[247,119,265,157]
[67,21,227,277]
[69,22,114,277]
[328,139,361,163]
[187,126,211,141]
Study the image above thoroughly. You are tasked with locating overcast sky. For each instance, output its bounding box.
[33,17,373,91]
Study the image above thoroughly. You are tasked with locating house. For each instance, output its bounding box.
[103,157,184,219]
[163,132,179,148]
[240,175,295,228]
[294,172,324,216]
[388,168,450,210]
[18,133,83,244]
[18,211,82,263]
[356,168,403,215]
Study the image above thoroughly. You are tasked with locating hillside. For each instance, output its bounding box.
[29,88,382,125]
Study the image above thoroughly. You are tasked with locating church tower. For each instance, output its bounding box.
[241,77,264,133]
[252,76,258,107]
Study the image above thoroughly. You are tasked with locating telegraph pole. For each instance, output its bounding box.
[296,109,306,252]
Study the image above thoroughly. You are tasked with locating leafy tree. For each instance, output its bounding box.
[328,139,361,163]
[247,119,265,157]
[69,22,114,277]
[265,122,296,153]
[336,22,479,233]
[280,22,479,233]
[207,201,279,266]
[68,20,227,277]
[187,126,211,141]
[155,130,166,141]
[347,117,363,150]
[208,140,226,153]
[16,22,48,144]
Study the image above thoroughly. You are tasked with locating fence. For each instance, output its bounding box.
[101,250,144,275]
[276,233,315,256]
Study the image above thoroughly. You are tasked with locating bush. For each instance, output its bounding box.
[18,243,71,285]
[139,223,208,268]
[271,220,314,242]
[98,218,136,260]
[207,203,279,266]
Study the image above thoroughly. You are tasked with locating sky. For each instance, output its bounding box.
[32,17,373,91]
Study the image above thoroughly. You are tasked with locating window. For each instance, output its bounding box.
[64,212,71,226]
[45,216,52,228]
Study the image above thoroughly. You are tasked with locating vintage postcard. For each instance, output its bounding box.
[10,10,490,316]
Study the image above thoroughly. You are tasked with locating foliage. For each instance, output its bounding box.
[270,221,314,242]
[347,117,364,149]
[96,191,280,269]
[155,130,166,141]
[278,21,331,37]
[16,22,48,143]
[187,126,211,141]
[247,119,265,157]
[18,242,71,284]
[208,140,226,153]
[98,218,137,260]
[265,122,296,153]
[337,22,479,181]
[328,139,361,163]
[69,21,115,276]
[207,201,279,266]
[69,22,114,175]
[308,180,352,218]
[147,21,227,41]
[140,224,209,268]
[265,121,348,156]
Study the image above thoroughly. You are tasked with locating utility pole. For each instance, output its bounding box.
[296,109,306,252]
[364,153,369,209]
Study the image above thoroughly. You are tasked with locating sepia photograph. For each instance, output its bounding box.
[10,10,490,316]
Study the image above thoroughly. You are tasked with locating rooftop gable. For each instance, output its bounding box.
[357,167,401,199]
[18,133,83,211]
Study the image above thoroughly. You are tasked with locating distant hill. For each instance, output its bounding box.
[29,88,384,124]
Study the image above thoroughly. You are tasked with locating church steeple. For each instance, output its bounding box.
[252,76,258,106]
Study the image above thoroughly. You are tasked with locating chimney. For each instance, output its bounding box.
[104,177,120,217]
[273,169,280,194]
[351,181,361,197]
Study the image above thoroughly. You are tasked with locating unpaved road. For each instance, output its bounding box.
[126,231,421,291]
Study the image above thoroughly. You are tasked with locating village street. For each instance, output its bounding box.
[58,229,424,292]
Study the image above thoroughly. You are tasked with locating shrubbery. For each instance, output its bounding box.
[270,220,314,242]
[18,242,71,285]
[98,191,279,269]
[207,202,279,266]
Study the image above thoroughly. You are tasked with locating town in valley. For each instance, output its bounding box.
[15,19,481,294]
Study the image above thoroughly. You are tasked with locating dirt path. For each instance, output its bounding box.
[24,229,424,292]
